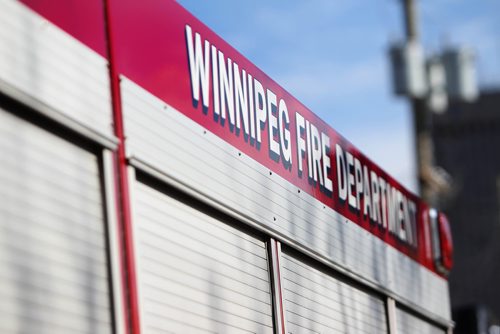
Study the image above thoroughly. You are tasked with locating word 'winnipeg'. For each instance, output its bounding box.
[185,25,333,189]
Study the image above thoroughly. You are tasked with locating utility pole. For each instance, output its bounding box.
[401,0,435,204]
[391,0,472,206]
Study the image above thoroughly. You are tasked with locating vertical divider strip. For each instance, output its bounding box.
[103,1,141,333]
[269,239,287,334]
[127,167,147,334]
[102,149,126,334]
[387,297,398,334]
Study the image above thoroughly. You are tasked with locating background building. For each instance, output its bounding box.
[433,89,500,332]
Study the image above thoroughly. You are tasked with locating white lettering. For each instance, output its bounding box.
[279,100,292,165]
[321,133,333,192]
[253,78,266,143]
[347,152,357,209]
[310,124,323,185]
[234,63,249,135]
[354,158,363,210]
[267,89,280,159]
[186,25,210,109]
[363,165,372,217]
[296,113,306,175]
[218,51,235,125]
[370,171,380,223]
[336,144,347,201]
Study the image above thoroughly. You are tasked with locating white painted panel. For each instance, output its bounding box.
[133,181,274,334]
[0,109,112,334]
[282,253,388,334]
[121,76,451,321]
[0,0,113,138]
[396,307,446,334]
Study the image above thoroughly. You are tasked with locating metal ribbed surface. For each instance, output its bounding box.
[396,308,446,334]
[0,109,112,334]
[121,77,451,321]
[133,181,274,334]
[0,0,112,138]
[282,253,388,334]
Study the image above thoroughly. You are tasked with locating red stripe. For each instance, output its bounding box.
[103,0,141,333]
[19,0,107,57]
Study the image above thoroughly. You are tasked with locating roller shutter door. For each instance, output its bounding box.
[282,253,388,334]
[133,181,274,334]
[396,307,446,334]
[0,109,113,333]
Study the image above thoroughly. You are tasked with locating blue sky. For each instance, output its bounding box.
[177,0,500,193]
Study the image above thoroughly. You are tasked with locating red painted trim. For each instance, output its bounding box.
[110,147,132,334]
[274,241,286,334]
[103,0,141,333]
[19,0,107,57]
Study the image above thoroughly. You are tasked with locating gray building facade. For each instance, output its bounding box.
[432,90,500,328]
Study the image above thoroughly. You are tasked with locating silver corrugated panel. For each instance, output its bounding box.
[282,253,388,334]
[133,181,274,334]
[396,307,446,334]
[121,77,451,321]
[0,109,112,334]
[0,0,113,138]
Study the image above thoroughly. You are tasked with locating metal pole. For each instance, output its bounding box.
[403,0,418,41]
[401,0,434,203]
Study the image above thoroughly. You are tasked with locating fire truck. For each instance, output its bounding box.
[0,0,454,333]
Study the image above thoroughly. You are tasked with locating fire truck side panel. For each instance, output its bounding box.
[131,180,274,334]
[281,252,388,334]
[396,307,447,334]
[0,0,455,332]
[0,0,113,141]
[120,76,451,321]
[0,108,113,334]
